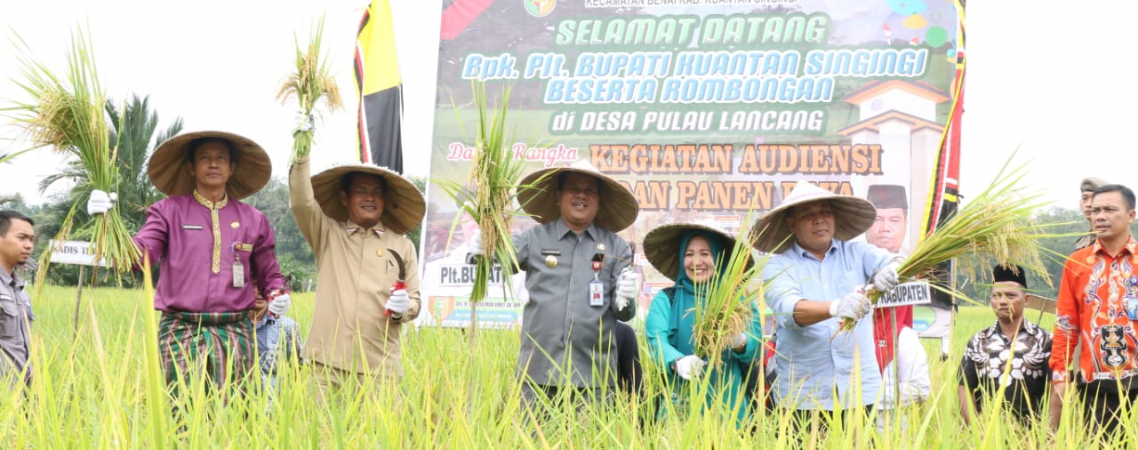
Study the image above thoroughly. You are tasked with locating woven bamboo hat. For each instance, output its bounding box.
[310,164,425,234]
[644,222,751,280]
[750,182,876,253]
[147,130,271,200]
[516,160,639,232]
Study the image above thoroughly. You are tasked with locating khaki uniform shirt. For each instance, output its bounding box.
[0,268,33,384]
[290,159,421,376]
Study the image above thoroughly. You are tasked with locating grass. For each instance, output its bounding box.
[3,285,1137,448]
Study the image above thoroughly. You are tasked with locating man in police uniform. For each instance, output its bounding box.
[0,211,35,390]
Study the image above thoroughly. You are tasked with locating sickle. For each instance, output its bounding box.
[388,248,407,281]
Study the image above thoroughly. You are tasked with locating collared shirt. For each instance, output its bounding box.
[960,319,1052,422]
[1074,232,1095,251]
[513,218,634,387]
[134,194,286,313]
[1050,236,1138,390]
[290,159,421,376]
[0,268,33,381]
[763,239,893,410]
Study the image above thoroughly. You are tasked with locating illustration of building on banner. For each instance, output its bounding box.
[839,80,949,254]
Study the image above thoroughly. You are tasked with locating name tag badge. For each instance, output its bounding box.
[182,224,203,230]
[589,279,604,307]
[232,260,245,288]
[1126,296,1138,321]
[0,294,10,301]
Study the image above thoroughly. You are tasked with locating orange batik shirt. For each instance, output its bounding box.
[1049,236,1138,386]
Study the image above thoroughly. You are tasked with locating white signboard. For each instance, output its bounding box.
[48,240,110,267]
[877,281,932,308]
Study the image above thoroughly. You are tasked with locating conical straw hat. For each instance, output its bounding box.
[147,130,271,200]
[750,182,876,253]
[516,160,639,232]
[644,222,751,280]
[310,164,425,235]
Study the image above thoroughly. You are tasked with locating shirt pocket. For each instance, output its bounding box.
[0,297,18,338]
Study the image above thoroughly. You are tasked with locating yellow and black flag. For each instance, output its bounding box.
[354,0,403,172]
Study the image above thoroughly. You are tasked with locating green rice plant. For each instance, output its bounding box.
[5,286,1138,448]
[436,83,533,308]
[690,212,772,362]
[277,15,343,162]
[0,148,32,165]
[839,155,1077,332]
[4,27,140,281]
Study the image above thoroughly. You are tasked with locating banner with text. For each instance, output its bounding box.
[423,0,961,329]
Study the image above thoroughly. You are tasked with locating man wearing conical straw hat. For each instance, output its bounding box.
[642,222,764,424]
[287,153,424,401]
[470,160,640,407]
[752,181,903,422]
[88,131,291,394]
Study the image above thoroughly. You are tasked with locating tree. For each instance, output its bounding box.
[243,178,316,291]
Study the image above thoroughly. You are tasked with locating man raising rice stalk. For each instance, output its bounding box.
[287,155,425,402]
[468,161,640,411]
[752,182,902,430]
[280,19,424,402]
[643,222,763,425]
[87,131,291,397]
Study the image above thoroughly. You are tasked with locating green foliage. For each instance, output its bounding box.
[242,178,315,291]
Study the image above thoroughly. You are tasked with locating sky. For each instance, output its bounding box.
[1,0,1133,213]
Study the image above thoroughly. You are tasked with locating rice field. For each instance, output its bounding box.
[1,285,1134,448]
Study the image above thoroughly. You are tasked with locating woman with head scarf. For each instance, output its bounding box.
[643,223,764,424]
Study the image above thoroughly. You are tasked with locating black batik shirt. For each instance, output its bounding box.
[959,319,1053,423]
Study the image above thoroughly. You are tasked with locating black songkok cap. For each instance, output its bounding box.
[993,264,1027,288]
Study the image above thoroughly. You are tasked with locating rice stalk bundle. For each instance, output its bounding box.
[838,157,1065,332]
[691,214,773,361]
[277,16,343,162]
[437,83,541,307]
[5,27,139,280]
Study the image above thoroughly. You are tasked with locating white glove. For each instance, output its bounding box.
[468,228,483,257]
[387,288,411,315]
[872,259,903,293]
[87,190,117,215]
[268,293,291,317]
[829,291,872,320]
[293,111,314,133]
[674,355,706,380]
[729,332,749,350]
[614,268,638,310]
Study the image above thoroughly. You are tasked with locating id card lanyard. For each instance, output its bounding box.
[231,242,245,288]
[589,253,605,306]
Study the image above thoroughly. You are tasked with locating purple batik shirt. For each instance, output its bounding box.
[134,194,286,313]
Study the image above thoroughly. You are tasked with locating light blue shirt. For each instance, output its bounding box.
[763,238,893,410]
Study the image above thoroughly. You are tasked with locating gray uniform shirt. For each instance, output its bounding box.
[0,268,33,383]
[514,219,635,387]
